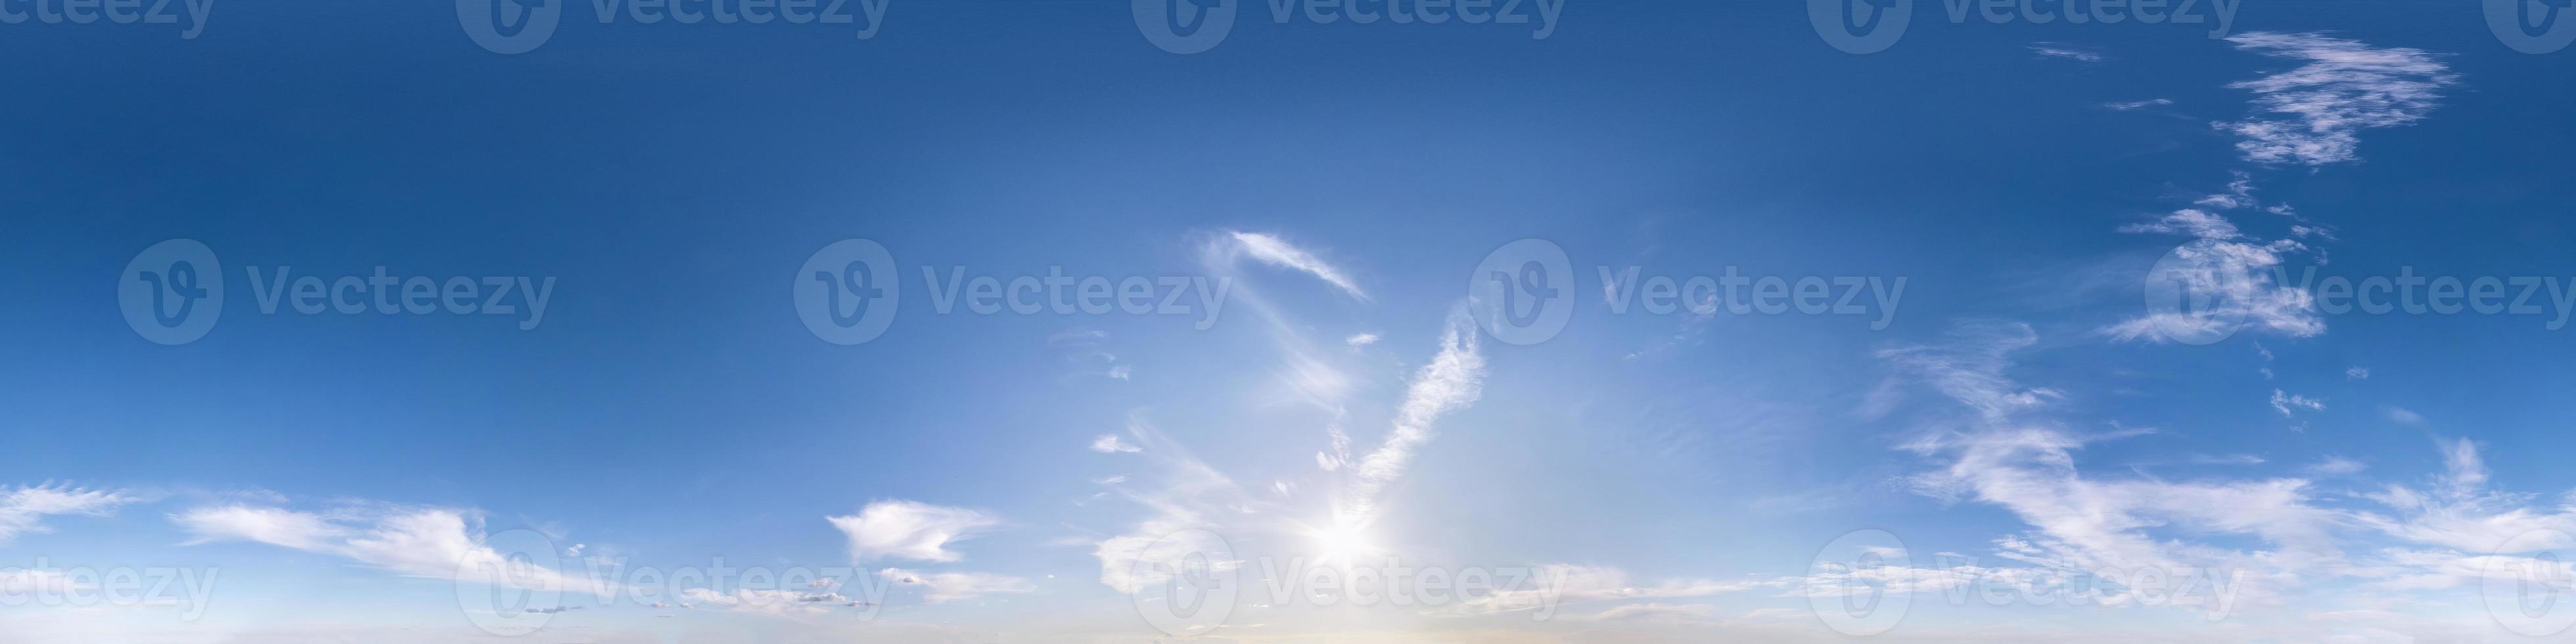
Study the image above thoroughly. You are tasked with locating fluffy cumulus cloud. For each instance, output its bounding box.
[826,500,1001,563]
[2219,32,2457,166]
[0,484,136,545]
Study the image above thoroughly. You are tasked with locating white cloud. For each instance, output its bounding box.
[1575,602,1716,623]
[2303,457,2367,476]
[2351,438,2576,555]
[2028,44,2104,62]
[826,501,1001,563]
[2270,389,2326,417]
[2219,32,2458,166]
[1090,414,1254,595]
[1090,434,1141,453]
[1874,321,2062,423]
[1226,231,1368,301]
[2346,366,2370,379]
[2118,208,2242,239]
[1891,324,2344,584]
[2385,406,2426,425]
[676,587,873,617]
[173,503,609,595]
[2193,172,2260,210]
[877,567,1036,603]
[0,484,135,545]
[1339,308,1487,525]
[2103,228,2322,343]
[1444,564,1765,617]
[1344,332,1379,346]
[2104,98,2174,111]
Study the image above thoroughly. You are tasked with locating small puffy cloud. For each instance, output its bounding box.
[2385,406,2426,425]
[1344,333,1379,347]
[1090,434,1141,453]
[2347,367,2370,379]
[2270,389,2326,417]
[826,500,1001,563]
[2303,457,2366,476]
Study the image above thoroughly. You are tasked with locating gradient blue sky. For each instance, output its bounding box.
[8,1,2576,642]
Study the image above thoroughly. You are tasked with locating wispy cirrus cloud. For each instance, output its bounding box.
[173,503,610,594]
[1226,231,1368,302]
[877,567,1036,603]
[2218,32,2457,166]
[0,484,136,545]
[2028,43,2104,62]
[1338,308,1486,526]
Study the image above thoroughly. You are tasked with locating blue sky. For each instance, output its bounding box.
[10,1,2576,642]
